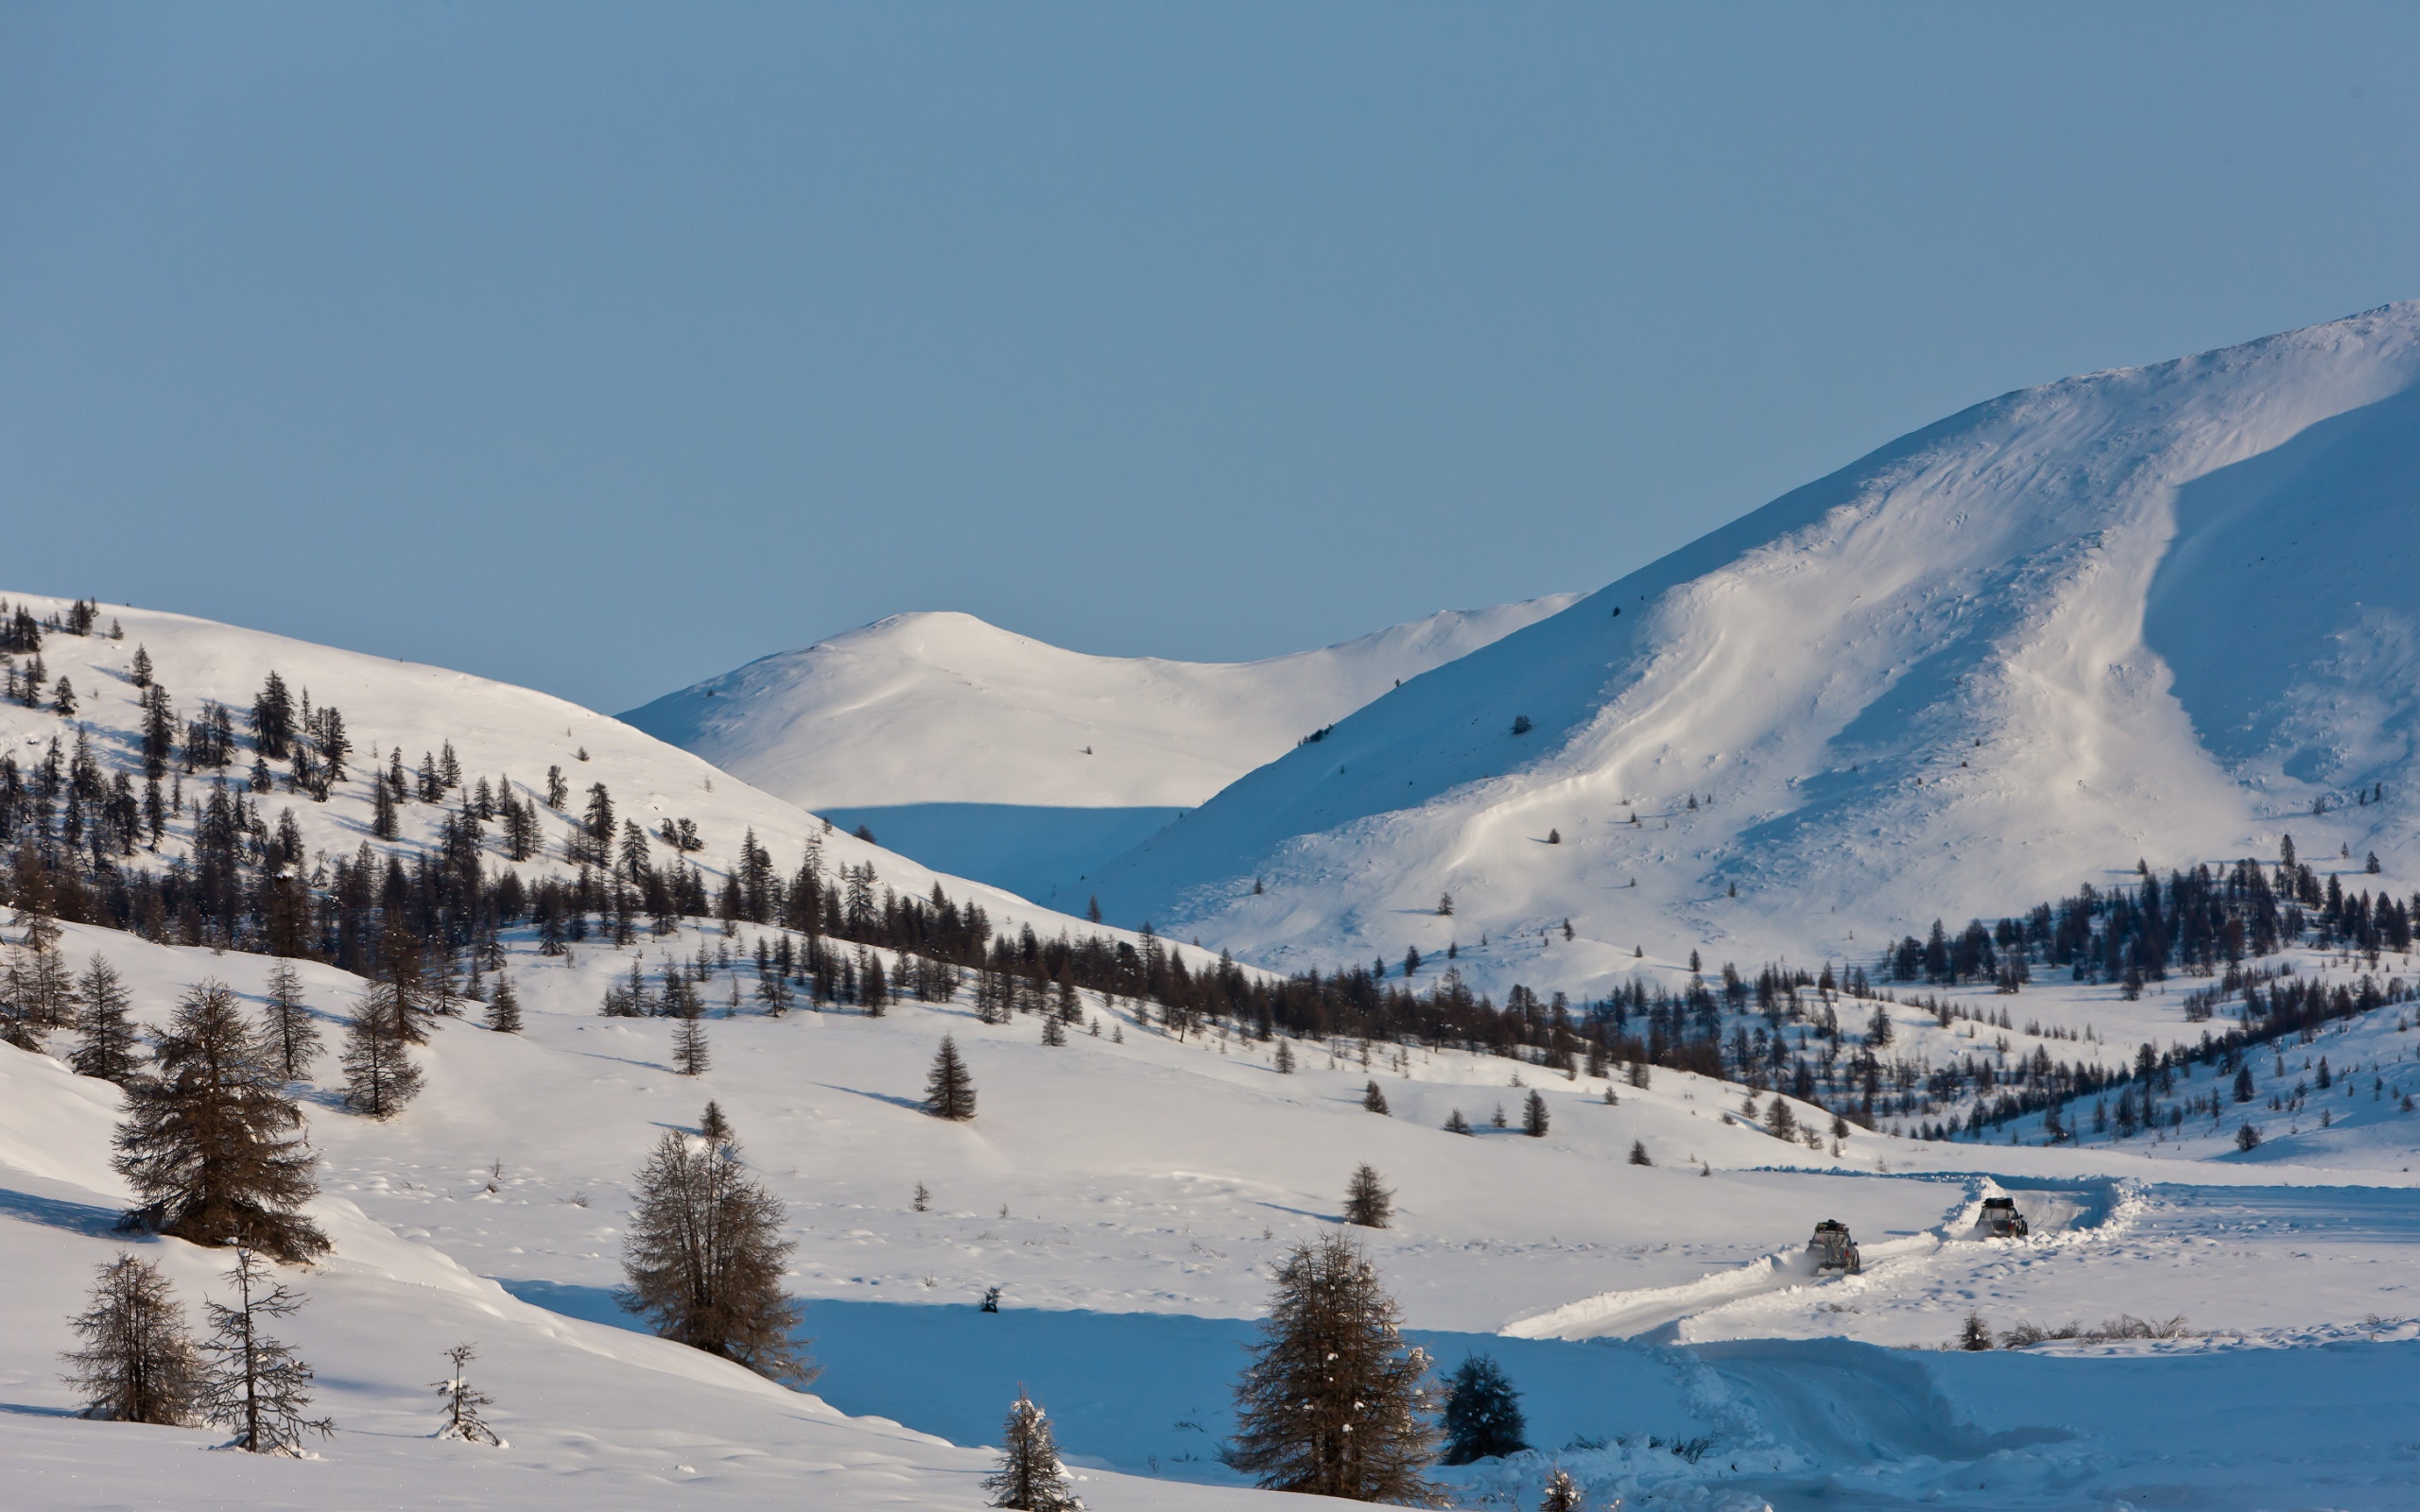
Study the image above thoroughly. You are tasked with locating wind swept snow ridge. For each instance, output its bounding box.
[1088,302,2420,995]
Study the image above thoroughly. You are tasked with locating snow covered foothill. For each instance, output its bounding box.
[1087,302,2420,1005]
[617,598,1578,902]
[12,908,2420,1508]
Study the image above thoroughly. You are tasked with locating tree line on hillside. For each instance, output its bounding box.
[5,615,2415,1160]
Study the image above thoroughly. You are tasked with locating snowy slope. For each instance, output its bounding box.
[0,594,1189,969]
[617,599,1577,902]
[1089,302,2420,995]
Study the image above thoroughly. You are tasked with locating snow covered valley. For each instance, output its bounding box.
[18,293,2420,1512]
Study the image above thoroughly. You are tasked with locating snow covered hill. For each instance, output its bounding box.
[1088,302,2420,997]
[0,593,1166,967]
[618,599,1577,903]
[12,590,2420,1510]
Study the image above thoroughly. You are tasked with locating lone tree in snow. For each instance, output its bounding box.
[1226,1233,1441,1504]
[983,1389,1083,1510]
[261,961,320,1081]
[1537,1468,1582,1512]
[925,1035,977,1121]
[340,993,424,1120]
[197,1248,333,1454]
[1958,1311,1994,1351]
[112,981,327,1263]
[60,1252,201,1425]
[1343,1164,1393,1229]
[1362,1080,1391,1115]
[618,1122,816,1384]
[433,1343,502,1445]
[1443,1108,1471,1135]
[483,972,522,1034]
[1439,1353,1528,1464]
[673,1015,711,1076]
[70,956,146,1087]
[1522,1091,1549,1138]
[1628,1139,1651,1166]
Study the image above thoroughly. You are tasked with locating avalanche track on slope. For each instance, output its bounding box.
[1088,301,2420,998]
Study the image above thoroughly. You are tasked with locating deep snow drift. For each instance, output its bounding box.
[618,599,1576,902]
[1086,301,2420,1000]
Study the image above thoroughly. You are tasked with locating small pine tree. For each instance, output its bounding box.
[60,1252,200,1424]
[673,1016,711,1076]
[1041,1011,1066,1047]
[1362,1080,1391,1115]
[617,1126,815,1383]
[1522,1091,1549,1138]
[197,1248,333,1454]
[1439,1353,1528,1463]
[925,1036,977,1120]
[130,644,153,688]
[1274,1040,1296,1074]
[700,1099,733,1143]
[2236,1122,2261,1151]
[433,1343,502,1445]
[1444,1108,1471,1135]
[1538,1468,1582,1512]
[483,973,522,1033]
[70,956,146,1087]
[261,961,320,1082]
[340,996,424,1120]
[1343,1164,1392,1228]
[1958,1311,1994,1350]
[112,982,327,1262]
[1226,1233,1441,1503]
[1628,1139,1651,1166]
[983,1390,1083,1510]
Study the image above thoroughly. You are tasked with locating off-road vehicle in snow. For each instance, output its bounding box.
[1978,1195,2030,1239]
[1807,1219,1862,1274]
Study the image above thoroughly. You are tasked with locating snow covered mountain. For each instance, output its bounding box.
[1087,302,2420,994]
[618,599,1577,903]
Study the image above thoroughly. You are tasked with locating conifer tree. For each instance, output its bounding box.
[1226,1233,1441,1503]
[112,982,327,1262]
[71,956,146,1087]
[1274,1040,1297,1074]
[925,1035,976,1120]
[261,961,320,1082]
[1628,1140,1651,1166]
[617,1125,814,1383]
[1362,1080,1391,1115]
[340,992,424,1120]
[1440,1354,1528,1463]
[60,1252,200,1425]
[1343,1164,1392,1229]
[484,973,523,1033]
[130,644,153,688]
[1522,1091,1549,1138]
[673,1015,711,1076]
[433,1343,502,1445]
[1537,1469,1582,1512]
[984,1390,1083,1510]
[1040,1010,1066,1047]
[197,1247,332,1454]
[1444,1108,1471,1135]
[3,914,77,1049]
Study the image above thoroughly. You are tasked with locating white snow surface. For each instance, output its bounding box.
[617,600,1576,902]
[1089,301,2420,999]
[10,592,2420,1507]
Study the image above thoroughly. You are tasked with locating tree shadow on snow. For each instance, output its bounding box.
[0,1185,128,1238]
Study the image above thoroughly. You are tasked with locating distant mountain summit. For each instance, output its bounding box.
[1081,302,2420,994]
[618,598,1578,902]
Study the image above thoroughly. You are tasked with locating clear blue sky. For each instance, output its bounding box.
[5,4,2416,712]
